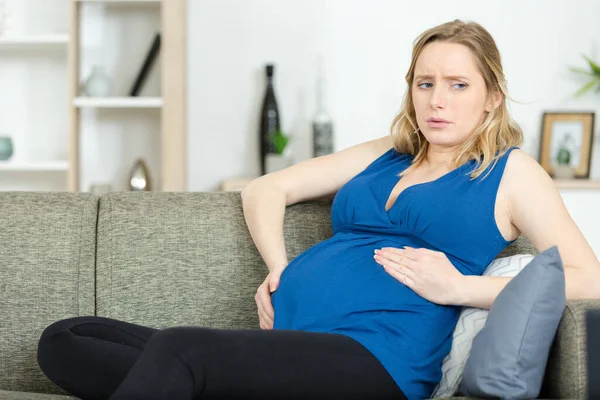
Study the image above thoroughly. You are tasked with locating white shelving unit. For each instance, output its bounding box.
[0,34,69,47]
[69,0,186,192]
[76,0,161,3]
[0,0,186,192]
[74,96,163,108]
[0,161,69,171]
[0,0,70,191]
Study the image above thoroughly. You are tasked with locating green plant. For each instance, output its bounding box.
[271,130,290,155]
[569,54,600,97]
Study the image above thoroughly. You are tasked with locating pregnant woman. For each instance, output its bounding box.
[37,19,600,400]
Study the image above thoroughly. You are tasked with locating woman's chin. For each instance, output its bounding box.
[422,132,461,146]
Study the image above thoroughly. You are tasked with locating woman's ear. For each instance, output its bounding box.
[485,91,503,112]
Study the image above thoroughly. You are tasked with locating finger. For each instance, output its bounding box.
[376,255,416,280]
[375,255,416,279]
[382,263,407,284]
[259,320,271,330]
[375,250,417,270]
[258,285,274,308]
[269,276,280,293]
[258,296,274,326]
[382,264,415,288]
[405,246,441,258]
[256,299,271,326]
[256,288,274,324]
[261,289,275,317]
[261,302,274,326]
[259,313,273,330]
[376,248,402,262]
[401,247,422,261]
[380,247,419,262]
[257,305,273,329]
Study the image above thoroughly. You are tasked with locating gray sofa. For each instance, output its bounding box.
[0,191,596,399]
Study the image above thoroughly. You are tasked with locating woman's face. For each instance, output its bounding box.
[412,41,498,148]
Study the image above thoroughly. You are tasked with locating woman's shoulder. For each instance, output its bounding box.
[501,148,555,194]
[503,148,539,174]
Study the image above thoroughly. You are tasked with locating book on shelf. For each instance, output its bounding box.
[129,32,161,97]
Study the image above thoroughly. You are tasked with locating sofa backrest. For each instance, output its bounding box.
[0,193,97,395]
[94,192,334,330]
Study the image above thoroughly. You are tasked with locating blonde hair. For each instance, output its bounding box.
[390,19,523,179]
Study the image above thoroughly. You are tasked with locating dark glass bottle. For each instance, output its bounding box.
[259,64,281,175]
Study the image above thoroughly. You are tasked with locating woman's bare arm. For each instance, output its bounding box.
[241,135,393,273]
[457,149,600,309]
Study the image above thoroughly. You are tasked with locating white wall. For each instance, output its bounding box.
[187,0,600,257]
[187,0,600,189]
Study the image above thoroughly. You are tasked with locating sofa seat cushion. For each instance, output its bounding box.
[0,390,77,399]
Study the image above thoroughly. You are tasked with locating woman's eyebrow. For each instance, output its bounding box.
[414,74,471,81]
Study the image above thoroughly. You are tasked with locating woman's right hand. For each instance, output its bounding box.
[255,267,284,330]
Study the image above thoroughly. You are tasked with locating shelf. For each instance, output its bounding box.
[221,178,254,192]
[0,161,69,172]
[74,97,163,108]
[76,0,161,3]
[555,179,600,190]
[0,34,69,48]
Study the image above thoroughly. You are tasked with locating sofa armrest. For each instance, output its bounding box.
[540,299,600,398]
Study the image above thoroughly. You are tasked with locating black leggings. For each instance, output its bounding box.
[37,316,408,400]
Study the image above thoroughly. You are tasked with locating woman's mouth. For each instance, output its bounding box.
[426,118,451,129]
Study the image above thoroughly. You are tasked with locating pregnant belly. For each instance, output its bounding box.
[271,235,441,332]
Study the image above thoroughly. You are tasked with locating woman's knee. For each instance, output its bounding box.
[39,316,98,342]
[37,316,98,370]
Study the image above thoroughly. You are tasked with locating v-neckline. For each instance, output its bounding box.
[384,159,471,214]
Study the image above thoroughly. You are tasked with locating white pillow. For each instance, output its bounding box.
[430,254,535,398]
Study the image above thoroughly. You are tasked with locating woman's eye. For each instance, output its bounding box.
[417,82,467,90]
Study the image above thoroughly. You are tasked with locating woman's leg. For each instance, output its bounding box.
[37,315,158,400]
[110,327,408,400]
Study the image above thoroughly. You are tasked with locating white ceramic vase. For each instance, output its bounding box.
[265,153,293,174]
[84,66,112,97]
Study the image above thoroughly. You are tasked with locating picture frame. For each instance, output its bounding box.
[539,111,595,179]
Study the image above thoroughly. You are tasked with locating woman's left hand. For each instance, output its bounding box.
[374,246,464,305]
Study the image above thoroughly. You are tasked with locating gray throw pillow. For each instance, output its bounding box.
[459,246,566,399]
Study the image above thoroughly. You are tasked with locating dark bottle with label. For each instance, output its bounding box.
[312,56,333,158]
[259,64,281,175]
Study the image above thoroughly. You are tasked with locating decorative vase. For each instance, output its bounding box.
[128,159,152,191]
[312,55,334,157]
[553,164,575,180]
[0,136,13,161]
[84,66,112,97]
[265,153,293,174]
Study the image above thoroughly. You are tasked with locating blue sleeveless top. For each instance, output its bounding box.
[272,146,518,400]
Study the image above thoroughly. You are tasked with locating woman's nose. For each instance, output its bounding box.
[429,87,445,109]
